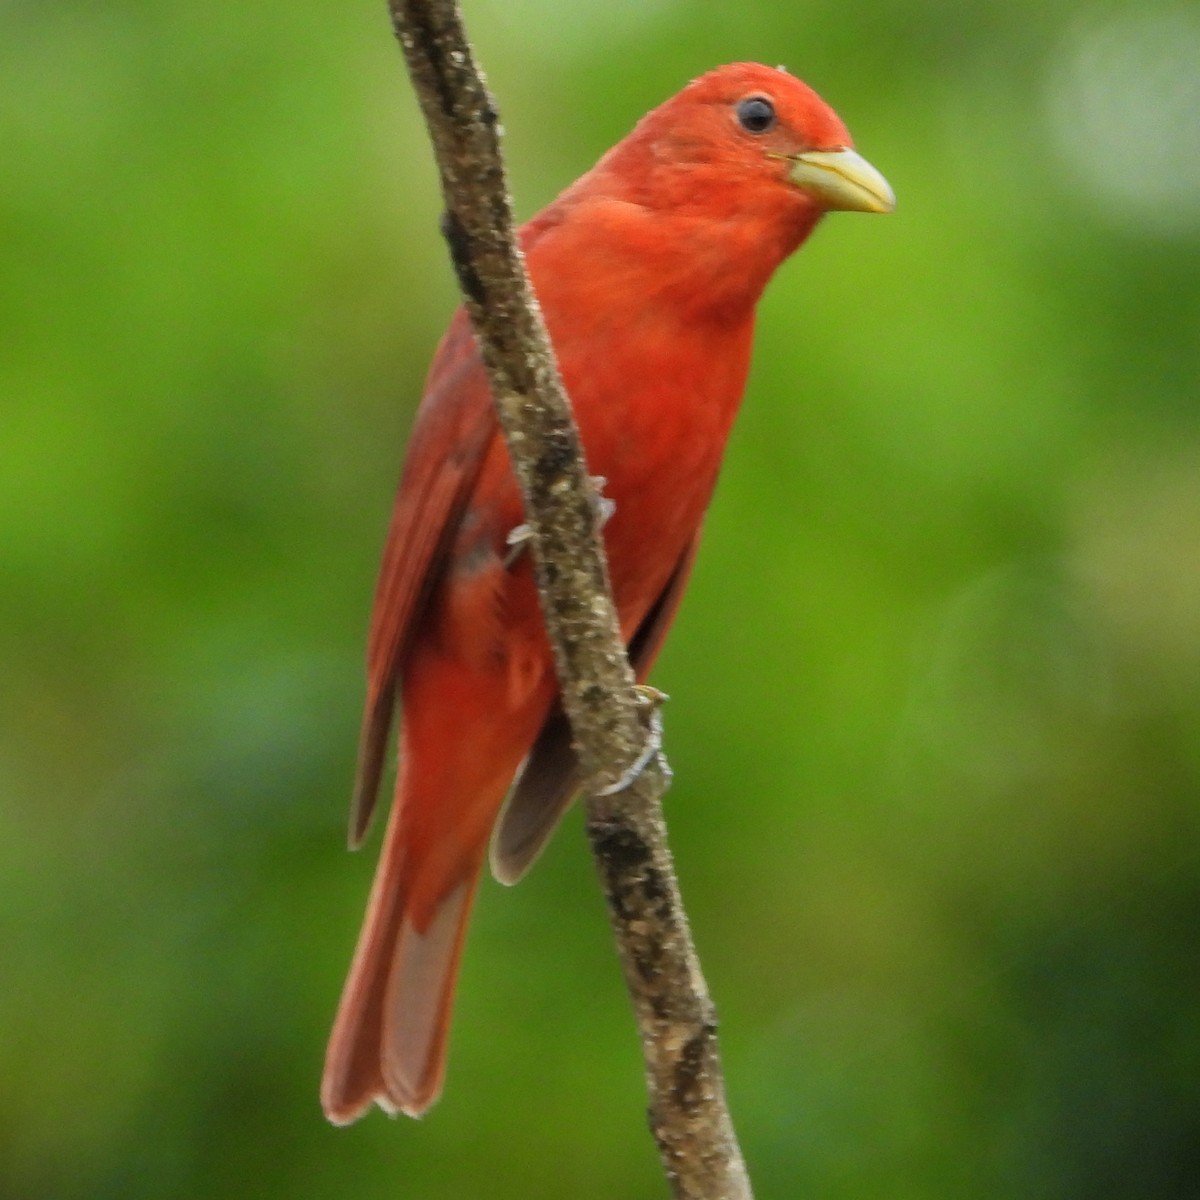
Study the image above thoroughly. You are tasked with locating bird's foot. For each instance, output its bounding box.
[589,475,617,529]
[594,685,672,797]
[503,522,533,568]
[503,476,615,568]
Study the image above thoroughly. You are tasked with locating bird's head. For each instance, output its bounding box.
[540,63,893,318]
[591,63,893,240]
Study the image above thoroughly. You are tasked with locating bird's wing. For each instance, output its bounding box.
[349,310,498,847]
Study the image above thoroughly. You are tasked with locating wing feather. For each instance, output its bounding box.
[349,312,498,847]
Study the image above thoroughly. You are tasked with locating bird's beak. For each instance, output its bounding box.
[788,148,895,214]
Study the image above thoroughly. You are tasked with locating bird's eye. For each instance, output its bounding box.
[736,96,776,134]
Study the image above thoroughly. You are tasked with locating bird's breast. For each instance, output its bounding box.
[431,288,755,693]
[561,311,755,630]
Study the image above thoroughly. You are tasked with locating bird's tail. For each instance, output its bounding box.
[320,755,493,1124]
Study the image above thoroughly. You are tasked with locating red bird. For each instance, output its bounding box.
[322,62,893,1124]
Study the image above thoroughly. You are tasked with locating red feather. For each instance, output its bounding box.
[322,62,891,1123]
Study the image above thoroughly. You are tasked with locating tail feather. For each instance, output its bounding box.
[380,875,478,1114]
[322,719,502,1124]
[321,796,409,1124]
[321,841,484,1121]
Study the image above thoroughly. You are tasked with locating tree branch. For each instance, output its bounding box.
[385,3,752,1195]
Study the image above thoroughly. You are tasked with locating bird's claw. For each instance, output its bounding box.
[594,685,671,797]
[590,475,616,529]
[503,476,616,568]
[633,683,669,709]
[502,522,533,568]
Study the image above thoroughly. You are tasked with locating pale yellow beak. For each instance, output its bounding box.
[788,147,895,214]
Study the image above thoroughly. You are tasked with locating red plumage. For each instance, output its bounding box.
[322,62,892,1123]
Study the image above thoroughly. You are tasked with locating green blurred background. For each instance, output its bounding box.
[3,1,1199,1196]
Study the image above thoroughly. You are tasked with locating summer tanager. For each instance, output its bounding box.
[322,62,893,1124]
